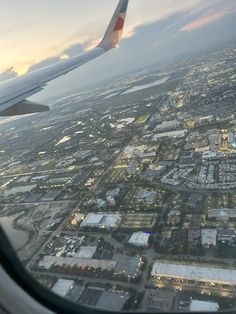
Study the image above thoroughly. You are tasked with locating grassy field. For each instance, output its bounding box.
[134,114,150,125]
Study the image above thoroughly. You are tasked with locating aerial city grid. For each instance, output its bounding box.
[0,42,236,313]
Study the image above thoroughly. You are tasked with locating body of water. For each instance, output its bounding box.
[122,76,170,95]
[0,215,29,250]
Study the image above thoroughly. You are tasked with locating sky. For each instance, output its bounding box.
[0,0,236,100]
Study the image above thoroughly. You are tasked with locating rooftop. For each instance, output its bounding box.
[153,130,188,140]
[201,229,217,246]
[51,279,74,297]
[96,291,129,311]
[81,213,121,228]
[128,232,150,247]
[151,262,236,285]
[190,300,219,312]
[39,256,116,271]
[5,185,36,196]
[208,208,236,219]
[75,246,97,259]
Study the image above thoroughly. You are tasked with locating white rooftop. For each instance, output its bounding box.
[153,130,187,140]
[75,246,97,259]
[151,262,236,285]
[201,229,217,246]
[85,214,103,225]
[81,213,121,228]
[51,279,74,297]
[208,208,236,219]
[155,120,181,129]
[5,185,36,196]
[128,232,150,247]
[190,300,219,312]
[39,256,116,271]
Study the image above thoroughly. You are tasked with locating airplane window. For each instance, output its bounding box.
[0,0,236,313]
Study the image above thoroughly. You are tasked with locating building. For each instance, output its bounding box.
[5,185,36,197]
[153,130,188,140]
[188,229,201,246]
[24,193,43,203]
[122,145,146,159]
[114,255,142,279]
[128,232,150,248]
[201,229,217,248]
[74,246,97,259]
[143,290,175,312]
[209,133,222,151]
[40,190,62,202]
[228,131,236,147]
[80,213,121,230]
[106,188,120,199]
[15,176,31,183]
[167,210,181,226]
[198,115,214,124]
[142,164,166,182]
[77,287,129,312]
[127,159,138,176]
[96,290,129,311]
[202,151,224,161]
[217,229,236,243]
[96,199,107,209]
[39,256,116,271]
[188,194,203,208]
[136,189,157,205]
[190,300,219,312]
[208,208,236,220]
[47,177,71,186]
[151,262,236,289]
[105,188,120,206]
[106,196,116,206]
[31,175,48,183]
[51,279,75,298]
[154,120,182,132]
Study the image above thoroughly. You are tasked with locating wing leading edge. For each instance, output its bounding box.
[0,0,129,116]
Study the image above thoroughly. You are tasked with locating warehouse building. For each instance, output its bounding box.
[128,232,150,248]
[154,120,182,132]
[74,246,97,259]
[51,279,75,298]
[190,300,219,312]
[151,262,236,290]
[80,213,121,230]
[39,256,116,271]
[208,208,236,220]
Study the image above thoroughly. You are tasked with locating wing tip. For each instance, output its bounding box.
[98,0,129,50]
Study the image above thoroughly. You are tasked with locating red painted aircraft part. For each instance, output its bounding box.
[114,16,124,31]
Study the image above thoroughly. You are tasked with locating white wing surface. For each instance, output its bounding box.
[0,0,129,116]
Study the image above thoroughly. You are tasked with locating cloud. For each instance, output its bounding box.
[28,57,60,73]
[0,67,17,82]
[181,0,236,32]
[64,42,85,56]
[27,42,86,73]
[1,0,236,90]
[181,11,228,32]
[31,6,236,103]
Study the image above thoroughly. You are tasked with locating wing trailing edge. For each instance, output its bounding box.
[0,100,49,116]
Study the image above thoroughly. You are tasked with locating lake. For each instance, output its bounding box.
[122,76,170,95]
[0,215,29,250]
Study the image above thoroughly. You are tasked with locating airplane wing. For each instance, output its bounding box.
[0,0,129,116]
